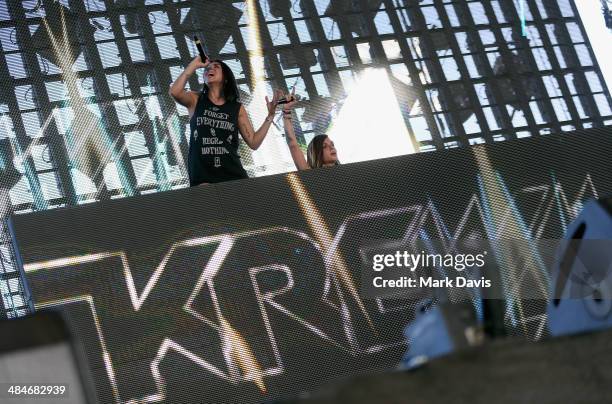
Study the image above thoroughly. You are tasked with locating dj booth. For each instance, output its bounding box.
[7,127,612,404]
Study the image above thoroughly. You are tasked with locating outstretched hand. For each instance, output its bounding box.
[265,89,283,118]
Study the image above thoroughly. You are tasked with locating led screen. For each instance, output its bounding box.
[9,127,612,403]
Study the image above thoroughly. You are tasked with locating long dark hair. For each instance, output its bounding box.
[204,59,239,102]
[307,135,339,169]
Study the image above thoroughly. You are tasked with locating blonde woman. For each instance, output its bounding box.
[282,90,339,170]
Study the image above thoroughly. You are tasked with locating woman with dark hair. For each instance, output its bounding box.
[169,56,281,186]
[281,90,339,170]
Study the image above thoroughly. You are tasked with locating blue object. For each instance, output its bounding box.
[548,198,612,336]
[400,302,455,369]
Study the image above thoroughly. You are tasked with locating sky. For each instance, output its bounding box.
[576,0,612,92]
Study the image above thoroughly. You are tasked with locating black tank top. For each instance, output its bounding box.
[188,90,248,186]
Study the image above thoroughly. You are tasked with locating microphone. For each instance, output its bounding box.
[193,36,208,63]
[277,86,297,105]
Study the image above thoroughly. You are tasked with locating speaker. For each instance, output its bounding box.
[548,197,612,336]
[180,1,243,57]
[269,0,292,18]
[278,48,318,70]
[400,300,483,369]
[324,0,384,37]
[114,0,146,35]
[30,0,92,66]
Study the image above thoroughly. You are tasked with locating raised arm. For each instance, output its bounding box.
[282,90,309,170]
[237,90,281,150]
[169,56,208,116]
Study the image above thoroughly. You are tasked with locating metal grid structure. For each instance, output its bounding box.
[0,0,611,318]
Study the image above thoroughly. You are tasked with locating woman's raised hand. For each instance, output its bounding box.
[188,55,210,71]
[283,87,297,111]
[265,89,283,118]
